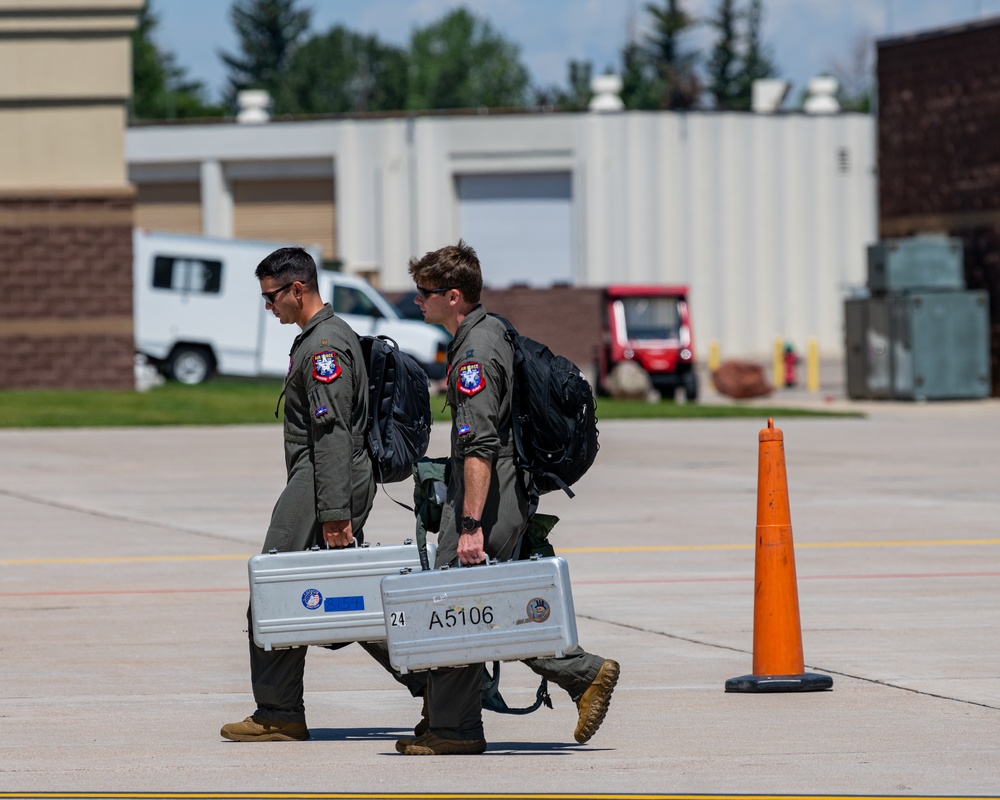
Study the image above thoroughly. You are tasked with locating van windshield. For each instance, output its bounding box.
[616,297,681,340]
[334,286,382,318]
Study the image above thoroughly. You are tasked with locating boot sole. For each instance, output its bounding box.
[397,742,487,755]
[221,731,309,742]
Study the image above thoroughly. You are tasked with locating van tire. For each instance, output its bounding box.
[682,371,699,402]
[167,346,214,385]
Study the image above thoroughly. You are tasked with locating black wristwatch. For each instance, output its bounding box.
[461,515,481,532]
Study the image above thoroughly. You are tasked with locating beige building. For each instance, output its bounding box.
[0,0,142,389]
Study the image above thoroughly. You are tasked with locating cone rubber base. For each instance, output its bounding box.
[725,672,833,693]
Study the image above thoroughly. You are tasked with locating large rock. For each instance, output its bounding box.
[605,361,658,401]
[712,360,773,399]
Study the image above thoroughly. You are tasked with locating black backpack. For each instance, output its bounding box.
[361,335,433,485]
[489,314,599,501]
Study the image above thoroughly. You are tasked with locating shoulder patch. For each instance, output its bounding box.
[312,351,341,383]
[458,361,485,396]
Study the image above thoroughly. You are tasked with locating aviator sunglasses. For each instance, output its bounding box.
[416,285,455,299]
[261,281,297,304]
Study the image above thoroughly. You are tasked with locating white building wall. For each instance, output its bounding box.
[126,109,876,359]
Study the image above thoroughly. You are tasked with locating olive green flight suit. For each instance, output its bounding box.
[427,305,605,741]
[248,304,421,722]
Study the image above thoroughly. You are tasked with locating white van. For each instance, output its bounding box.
[133,230,448,384]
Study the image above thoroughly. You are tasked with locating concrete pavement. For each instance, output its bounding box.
[0,393,998,798]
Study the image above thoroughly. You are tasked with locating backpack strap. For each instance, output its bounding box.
[481,661,552,716]
[487,313,577,504]
[486,314,538,555]
[364,335,418,515]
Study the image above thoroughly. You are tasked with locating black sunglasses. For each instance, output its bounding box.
[416,285,455,299]
[261,281,296,305]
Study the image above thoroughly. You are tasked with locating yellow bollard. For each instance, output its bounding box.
[807,337,820,393]
[707,340,720,391]
[773,338,784,389]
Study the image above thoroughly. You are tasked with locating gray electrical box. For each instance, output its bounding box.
[891,291,991,400]
[844,291,991,400]
[867,236,964,292]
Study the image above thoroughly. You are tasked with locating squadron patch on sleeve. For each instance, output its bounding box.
[457,361,485,396]
[312,351,341,383]
[315,405,329,419]
[457,424,472,436]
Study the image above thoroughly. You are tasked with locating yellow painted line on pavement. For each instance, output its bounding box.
[0,793,991,800]
[560,537,1000,554]
[2,538,999,566]
[0,794,991,800]
[0,553,250,566]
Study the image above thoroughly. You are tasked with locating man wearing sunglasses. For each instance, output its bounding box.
[221,247,425,742]
[396,240,619,756]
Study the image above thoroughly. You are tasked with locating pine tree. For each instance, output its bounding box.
[706,0,741,109]
[732,0,777,110]
[642,0,701,110]
[219,0,311,109]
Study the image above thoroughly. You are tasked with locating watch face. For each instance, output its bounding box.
[462,516,479,530]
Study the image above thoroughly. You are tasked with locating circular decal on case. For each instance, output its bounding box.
[525,597,551,623]
[302,588,323,610]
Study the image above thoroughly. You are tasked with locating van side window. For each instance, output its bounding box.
[152,256,223,294]
[333,286,382,318]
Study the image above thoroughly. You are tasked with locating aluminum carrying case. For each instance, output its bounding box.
[380,556,579,673]
[248,540,436,651]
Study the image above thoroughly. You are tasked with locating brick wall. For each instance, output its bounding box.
[0,192,135,390]
[480,286,605,376]
[878,18,1000,395]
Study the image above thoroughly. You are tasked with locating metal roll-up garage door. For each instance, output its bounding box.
[233,178,336,260]
[135,182,202,235]
[456,172,573,287]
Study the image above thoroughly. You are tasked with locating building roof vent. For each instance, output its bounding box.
[804,76,840,114]
[752,79,790,112]
[237,90,272,123]
[589,74,624,112]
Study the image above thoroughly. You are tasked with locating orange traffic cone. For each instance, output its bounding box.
[725,418,833,693]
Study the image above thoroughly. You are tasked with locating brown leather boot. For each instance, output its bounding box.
[220,716,309,742]
[574,659,620,744]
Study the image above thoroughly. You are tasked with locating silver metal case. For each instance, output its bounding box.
[249,541,435,651]
[380,556,579,673]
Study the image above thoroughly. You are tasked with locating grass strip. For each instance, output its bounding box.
[0,378,860,428]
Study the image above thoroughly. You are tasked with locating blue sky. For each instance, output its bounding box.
[153,0,1000,105]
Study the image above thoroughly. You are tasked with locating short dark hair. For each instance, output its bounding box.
[255,247,318,292]
[407,239,482,304]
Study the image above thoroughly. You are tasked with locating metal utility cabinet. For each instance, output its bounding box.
[845,236,991,401]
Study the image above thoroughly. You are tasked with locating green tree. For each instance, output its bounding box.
[406,8,530,110]
[534,60,593,111]
[624,0,701,110]
[620,41,662,109]
[706,0,741,109]
[274,26,408,114]
[220,0,311,108]
[732,0,777,110]
[131,0,222,120]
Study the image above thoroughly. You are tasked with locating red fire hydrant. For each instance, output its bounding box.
[783,343,799,388]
